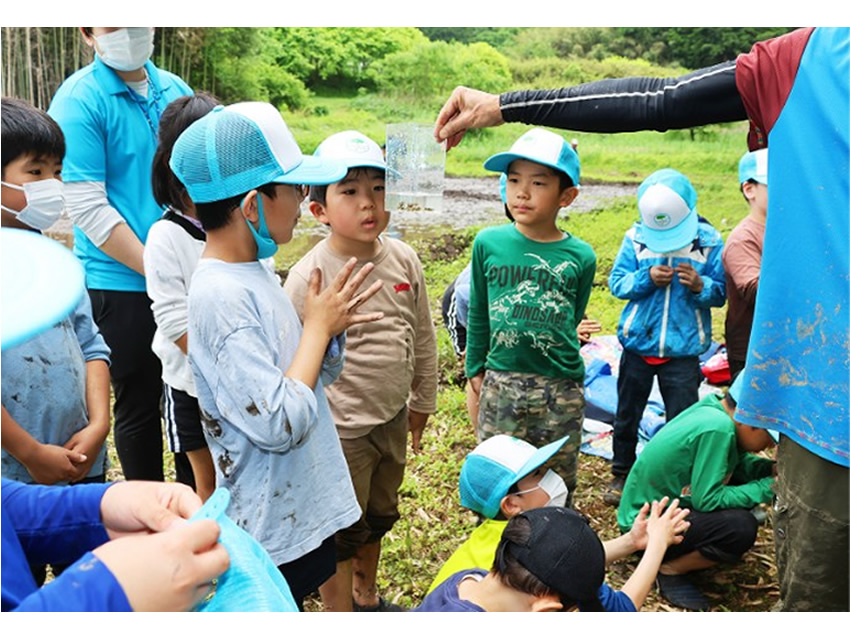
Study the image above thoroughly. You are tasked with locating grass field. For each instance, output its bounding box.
[106,92,777,611]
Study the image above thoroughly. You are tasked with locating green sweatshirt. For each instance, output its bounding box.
[465,224,596,381]
[618,394,775,532]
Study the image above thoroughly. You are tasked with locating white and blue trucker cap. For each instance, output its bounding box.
[728,370,780,442]
[2,228,85,350]
[459,434,569,519]
[637,168,699,254]
[170,102,347,204]
[484,128,580,187]
[314,130,393,174]
[738,148,768,185]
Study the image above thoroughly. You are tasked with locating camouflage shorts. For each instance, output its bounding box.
[477,370,584,497]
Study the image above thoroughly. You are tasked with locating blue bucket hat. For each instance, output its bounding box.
[170,102,347,204]
[484,128,580,187]
[1,228,85,350]
[637,168,699,254]
[459,434,569,519]
[738,149,768,185]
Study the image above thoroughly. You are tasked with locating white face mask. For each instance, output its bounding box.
[515,469,569,509]
[95,27,155,72]
[1,179,65,230]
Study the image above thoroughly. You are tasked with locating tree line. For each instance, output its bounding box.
[2,27,796,112]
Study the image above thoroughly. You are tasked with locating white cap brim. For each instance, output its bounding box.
[272,155,348,186]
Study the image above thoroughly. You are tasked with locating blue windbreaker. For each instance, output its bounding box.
[609,221,726,358]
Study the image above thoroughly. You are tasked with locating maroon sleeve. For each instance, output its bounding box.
[735,27,815,150]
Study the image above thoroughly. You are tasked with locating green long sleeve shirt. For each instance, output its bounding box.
[618,394,775,532]
[465,224,597,381]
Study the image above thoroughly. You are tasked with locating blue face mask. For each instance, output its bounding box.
[243,195,278,260]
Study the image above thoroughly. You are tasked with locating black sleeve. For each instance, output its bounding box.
[499,60,746,133]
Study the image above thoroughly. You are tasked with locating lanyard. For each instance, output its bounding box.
[129,75,163,139]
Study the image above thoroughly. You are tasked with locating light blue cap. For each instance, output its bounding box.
[484,128,580,187]
[1,228,84,350]
[637,168,699,254]
[738,149,768,185]
[728,370,780,442]
[170,102,347,204]
[459,434,569,519]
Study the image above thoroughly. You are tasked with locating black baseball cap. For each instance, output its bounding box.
[508,507,606,611]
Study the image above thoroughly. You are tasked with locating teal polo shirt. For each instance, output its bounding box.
[49,56,192,292]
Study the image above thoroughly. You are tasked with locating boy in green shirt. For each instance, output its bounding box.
[618,371,777,610]
[467,129,597,505]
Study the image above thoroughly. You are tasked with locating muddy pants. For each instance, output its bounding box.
[774,436,849,611]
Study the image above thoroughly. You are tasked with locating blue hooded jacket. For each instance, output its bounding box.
[609,221,726,357]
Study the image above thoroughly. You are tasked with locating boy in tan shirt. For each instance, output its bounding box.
[283,130,438,612]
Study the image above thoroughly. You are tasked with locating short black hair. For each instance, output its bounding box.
[491,515,575,610]
[194,183,280,231]
[309,166,385,207]
[1,97,65,177]
[152,93,220,211]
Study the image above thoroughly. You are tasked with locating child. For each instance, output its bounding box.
[143,93,219,501]
[169,102,384,608]
[428,434,689,611]
[618,371,776,611]
[723,149,768,378]
[414,507,607,612]
[467,128,597,505]
[1,97,112,584]
[605,168,726,507]
[283,130,438,611]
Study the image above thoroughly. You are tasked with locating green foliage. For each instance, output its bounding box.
[616,27,797,68]
[373,41,512,99]
[418,27,522,50]
[271,27,427,91]
[510,55,683,90]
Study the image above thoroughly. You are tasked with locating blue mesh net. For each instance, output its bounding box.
[190,488,298,612]
[171,109,282,204]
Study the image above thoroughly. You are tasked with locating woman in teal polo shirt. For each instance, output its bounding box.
[49,27,193,482]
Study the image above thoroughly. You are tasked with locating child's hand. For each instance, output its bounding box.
[408,409,429,455]
[646,497,691,549]
[468,372,485,396]
[650,265,674,287]
[23,443,87,485]
[675,263,704,293]
[628,501,652,551]
[577,318,602,344]
[64,422,109,482]
[302,258,384,339]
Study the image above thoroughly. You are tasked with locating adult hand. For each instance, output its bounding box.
[64,422,109,482]
[577,318,602,344]
[650,265,674,287]
[675,263,704,293]
[434,86,504,151]
[93,519,229,612]
[99,481,203,539]
[22,443,86,485]
[302,259,384,340]
[408,409,429,455]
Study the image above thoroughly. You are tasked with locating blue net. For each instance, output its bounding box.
[190,488,298,612]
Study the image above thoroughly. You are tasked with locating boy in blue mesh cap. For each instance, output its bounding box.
[169,102,385,608]
[425,434,690,611]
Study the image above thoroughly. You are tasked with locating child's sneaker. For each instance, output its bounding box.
[603,475,626,507]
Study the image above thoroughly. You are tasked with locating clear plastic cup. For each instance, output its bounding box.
[385,122,446,215]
